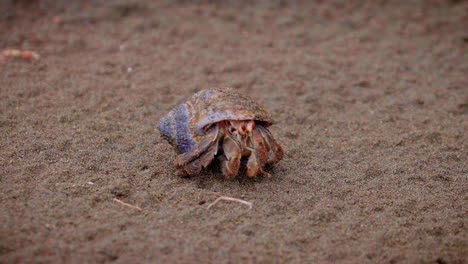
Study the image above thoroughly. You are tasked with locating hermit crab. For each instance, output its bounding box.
[159,88,283,178]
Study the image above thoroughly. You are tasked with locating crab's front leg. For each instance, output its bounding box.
[246,129,270,177]
[174,125,220,177]
[221,134,242,178]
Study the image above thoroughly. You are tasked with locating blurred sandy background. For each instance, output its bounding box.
[1,1,467,263]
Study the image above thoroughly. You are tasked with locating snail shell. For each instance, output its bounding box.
[159,88,273,153]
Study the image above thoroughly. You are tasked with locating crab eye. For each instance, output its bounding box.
[203,124,213,131]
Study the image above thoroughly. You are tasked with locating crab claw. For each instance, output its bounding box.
[174,125,220,177]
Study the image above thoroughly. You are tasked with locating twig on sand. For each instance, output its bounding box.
[113,198,142,211]
[207,196,253,210]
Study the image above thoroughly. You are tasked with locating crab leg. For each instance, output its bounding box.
[256,125,284,166]
[246,129,270,177]
[246,152,270,177]
[251,129,269,165]
[198,139,219,168]
[221,135,242,178]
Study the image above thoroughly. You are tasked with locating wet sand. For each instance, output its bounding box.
[1,1,467,263]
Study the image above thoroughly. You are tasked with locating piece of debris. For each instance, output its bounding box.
[1,49,40,63]
[207,196,253,210]
[87,181,95,185]
[113,198,142,211]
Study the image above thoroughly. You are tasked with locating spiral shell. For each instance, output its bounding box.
[159,88,273,153]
